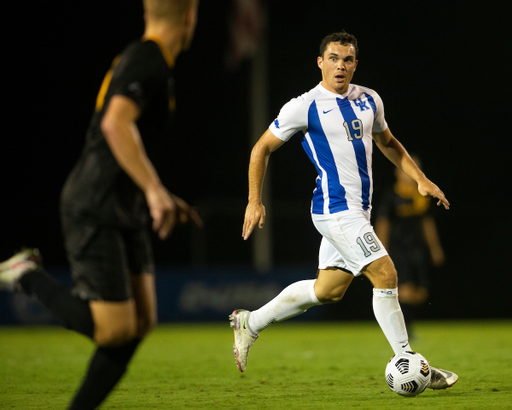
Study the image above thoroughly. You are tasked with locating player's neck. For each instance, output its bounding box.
[144,22,183,63]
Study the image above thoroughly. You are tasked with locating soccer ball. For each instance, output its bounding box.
[385,351,431,397]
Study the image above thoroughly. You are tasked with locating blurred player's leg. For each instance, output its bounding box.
[130,273,158,338]
[398,282,428,339]
[0,249,94,339]
[68,272,157,409]
[68,300,140,410]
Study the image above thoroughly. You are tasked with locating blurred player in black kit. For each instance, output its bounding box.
[375,155,445,338]
[0,1,200,409]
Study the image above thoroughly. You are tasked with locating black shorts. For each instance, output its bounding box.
[61,215,154,302]
[392,248,430,289]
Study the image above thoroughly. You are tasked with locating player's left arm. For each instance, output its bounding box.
[373,128,450,209]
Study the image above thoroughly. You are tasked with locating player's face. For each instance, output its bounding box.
[317,42,358,95]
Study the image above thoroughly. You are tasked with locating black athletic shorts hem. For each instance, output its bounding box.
[61,215,154,302]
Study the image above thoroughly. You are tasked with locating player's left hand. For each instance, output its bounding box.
[417,178,450,210]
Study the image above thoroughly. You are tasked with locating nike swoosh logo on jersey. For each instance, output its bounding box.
[323,108,335,114]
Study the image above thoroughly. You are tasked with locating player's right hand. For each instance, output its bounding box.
[145,185,202,240]
[242,202,266,240]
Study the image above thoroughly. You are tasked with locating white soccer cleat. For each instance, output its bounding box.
[229,309,259,372]
[0,248,41,292]
[428,367,459,389]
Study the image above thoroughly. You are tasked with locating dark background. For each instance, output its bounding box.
[3,1,511,319]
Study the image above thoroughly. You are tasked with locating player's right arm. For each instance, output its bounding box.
[101,95,201,239]
[242,129,285,240]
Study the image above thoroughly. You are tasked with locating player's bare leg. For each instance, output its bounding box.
[314,267,353,303]
[67,300,139,408]
[69,279,156,410]
[90,300,137,346]
[130,273,158,339]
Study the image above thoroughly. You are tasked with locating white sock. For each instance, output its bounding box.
[373,288,411,355]
[248,279,322,334]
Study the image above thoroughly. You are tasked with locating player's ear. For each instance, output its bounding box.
[317,56,323,69]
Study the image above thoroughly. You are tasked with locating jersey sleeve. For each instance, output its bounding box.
[370,91,388,133]
[108,42,166,112]
[268,97,309,142]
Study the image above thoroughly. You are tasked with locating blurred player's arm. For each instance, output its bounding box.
[243,129,285,240]
[101,95,201,239]
[421,215,445,266]
[374,216,391,251]
[373,128,450,210]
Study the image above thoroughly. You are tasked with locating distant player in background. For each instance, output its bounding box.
[0,1,200,409]
[230,30,458,390]
[375,155,445,338]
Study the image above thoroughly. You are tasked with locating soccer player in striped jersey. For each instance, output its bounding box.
[230,31,458,390]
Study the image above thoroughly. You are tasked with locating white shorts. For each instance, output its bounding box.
[311,209,388,276]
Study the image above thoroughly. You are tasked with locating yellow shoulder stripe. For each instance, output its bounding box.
[95,56,120,112]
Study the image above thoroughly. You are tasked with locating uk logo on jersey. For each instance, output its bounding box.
[354,98,369,111]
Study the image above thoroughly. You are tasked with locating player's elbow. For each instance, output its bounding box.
[100,115,119,142]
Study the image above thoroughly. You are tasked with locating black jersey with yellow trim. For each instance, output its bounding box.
[376,182,431,252]
[60,38,176,228]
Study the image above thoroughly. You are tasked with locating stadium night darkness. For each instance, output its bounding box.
[3,0,511,321]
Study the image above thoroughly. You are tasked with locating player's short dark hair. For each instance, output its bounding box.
[319,31,359,59]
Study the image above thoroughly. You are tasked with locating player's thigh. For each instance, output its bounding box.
[63,219,151,344]
[124,228,157,338]
[315,267,354,303]
[131,273,158,338]
[90,299,137,346]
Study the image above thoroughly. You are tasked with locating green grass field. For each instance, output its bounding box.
[1,320,511,409]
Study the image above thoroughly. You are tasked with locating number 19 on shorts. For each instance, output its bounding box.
[356,232,381,257]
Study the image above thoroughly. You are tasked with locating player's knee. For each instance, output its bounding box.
[95,322,137,347]
[364,257,398,289]
[382,269,398,288]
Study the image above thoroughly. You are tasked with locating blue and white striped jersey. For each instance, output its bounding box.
[269,82,388,215]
